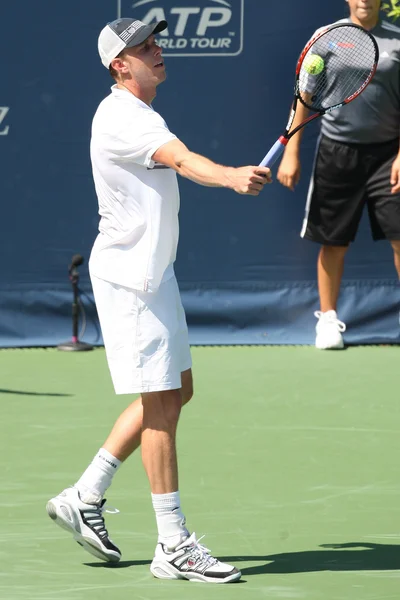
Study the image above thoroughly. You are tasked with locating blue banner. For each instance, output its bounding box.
[0,0,399,347]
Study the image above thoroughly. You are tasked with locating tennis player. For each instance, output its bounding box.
[46,17,271,583]
[278,0,400,349]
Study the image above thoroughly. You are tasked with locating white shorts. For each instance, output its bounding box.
[90,274,192,395]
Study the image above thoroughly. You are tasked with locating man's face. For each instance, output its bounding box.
[347,0,381,24]
[113,35,166,86]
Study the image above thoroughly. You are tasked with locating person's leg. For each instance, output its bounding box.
[180,368,194,406]
[366,140,400,327]
[147,378,241,582]
[391,242,400,324]
[99,368,193,463]
[103,398,143,460]
[46,370,194,564]
[145,385,240,582]
[301,136,365,349]
[315,245,349,349]
[144,373,193,549]
[390,240,400,279]
[317,245,349,312]
[73,368,193,506]
[141,389,188,547]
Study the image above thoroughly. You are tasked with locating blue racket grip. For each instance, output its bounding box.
[259,138,287,168]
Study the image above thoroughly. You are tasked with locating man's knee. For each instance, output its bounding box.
[321,244,349,257]
[142,389,182,429]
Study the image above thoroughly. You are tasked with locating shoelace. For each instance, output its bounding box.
[185,535,218,570]
[82,501,119,540]
[314,311,346,332]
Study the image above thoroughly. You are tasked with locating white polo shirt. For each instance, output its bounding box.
[89,85,179,292]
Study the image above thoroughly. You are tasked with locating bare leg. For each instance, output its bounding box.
[180,369,194,406]
[103,397,143,461]
[102,368,193,463]
[391,240,400,279]
[318,245,349,312]
[141,389,182,494]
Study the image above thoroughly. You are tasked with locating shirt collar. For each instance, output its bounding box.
[110,85,152,110]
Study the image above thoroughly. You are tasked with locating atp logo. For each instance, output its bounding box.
[118,0,244,57]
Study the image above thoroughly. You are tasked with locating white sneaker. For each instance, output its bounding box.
[150,532,241,583]
[46,487,121,562]
[315,310,346,349]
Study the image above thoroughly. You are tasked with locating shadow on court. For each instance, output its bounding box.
[85,543,400,574]
[222,543,400,574]
[0,388,71,397]
[85,559,152,568]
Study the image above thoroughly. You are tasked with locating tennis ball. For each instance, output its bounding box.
[303,54,325,75]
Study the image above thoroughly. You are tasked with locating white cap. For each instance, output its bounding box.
[98,17,168,68]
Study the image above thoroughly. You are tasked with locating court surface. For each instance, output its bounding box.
[1,346,399,600]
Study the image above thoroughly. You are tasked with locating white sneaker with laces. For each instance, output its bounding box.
[315,310,346,349]
[150,532,241,583]
[46,487,121,562]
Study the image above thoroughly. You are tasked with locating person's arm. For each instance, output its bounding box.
[152,139,272,196]
[285,101,310,154]
[277,99,310,191]
[390,145,400,194]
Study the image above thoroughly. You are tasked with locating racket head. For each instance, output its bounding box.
[295,23,379,113]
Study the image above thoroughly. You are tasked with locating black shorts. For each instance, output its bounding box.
[301,135,400,245]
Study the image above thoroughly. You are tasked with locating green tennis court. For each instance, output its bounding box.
[2,346,399,600]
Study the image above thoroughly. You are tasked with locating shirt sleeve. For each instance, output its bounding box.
[108,107,177,168]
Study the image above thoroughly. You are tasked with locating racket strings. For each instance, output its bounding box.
[298,25,377,111]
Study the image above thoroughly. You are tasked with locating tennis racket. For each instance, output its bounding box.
[259,23,379,168]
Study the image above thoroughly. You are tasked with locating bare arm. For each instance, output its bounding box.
[277,100,310,190]
[390,147,400,194]
[285,99,310,156]
[152,138,272,196]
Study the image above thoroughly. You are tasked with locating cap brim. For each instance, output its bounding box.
[125,20,168,48]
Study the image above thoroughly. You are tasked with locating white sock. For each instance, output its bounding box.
[75,448,121,504]
[152,491,189,550]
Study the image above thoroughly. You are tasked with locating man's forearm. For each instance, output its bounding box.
[175,152,233,188]
[152,138,271,195]
[284,102,310,154]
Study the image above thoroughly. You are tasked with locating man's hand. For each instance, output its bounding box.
[277,152,301,191]
[390,153,400,194]
[226,166,272,196]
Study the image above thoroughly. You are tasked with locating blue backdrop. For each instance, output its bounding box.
[1,0,399,347]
